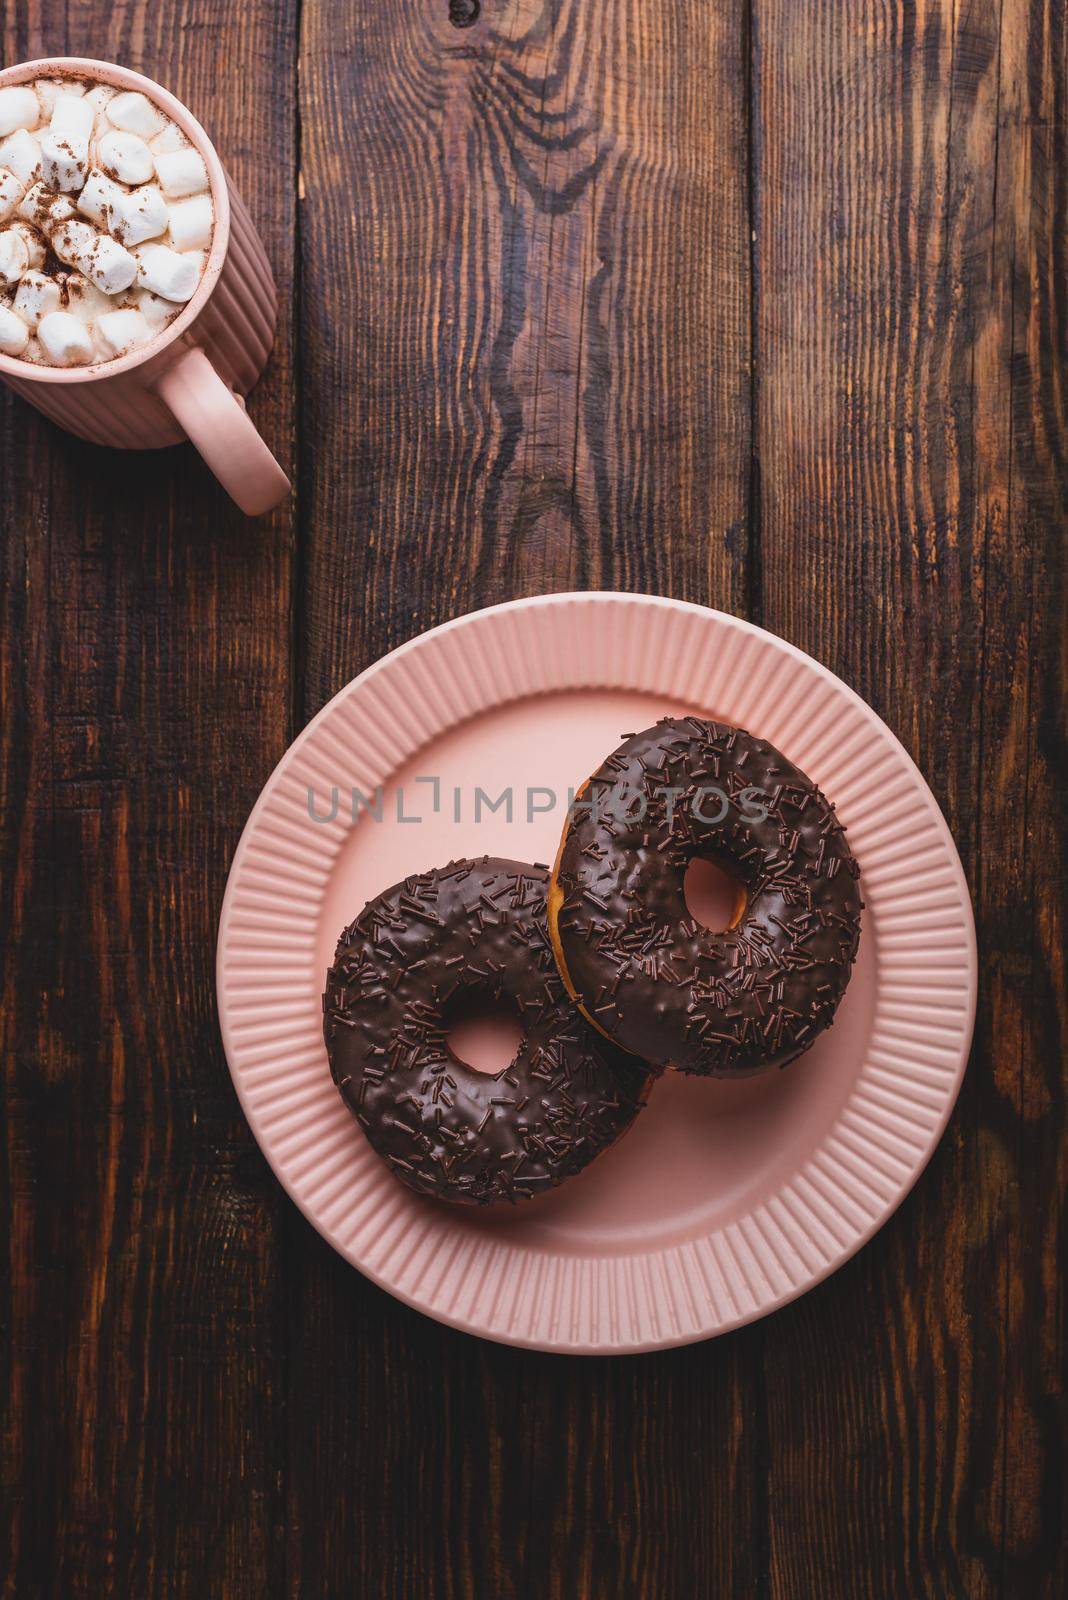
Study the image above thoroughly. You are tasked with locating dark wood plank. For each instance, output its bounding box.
[755,0,1065,1594]
[972,10,1067,1590]
[298,0,752,705]
[294,3,756,1597]
[0,6,298,1596]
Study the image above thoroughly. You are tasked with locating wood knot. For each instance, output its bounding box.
[448,0,480,25]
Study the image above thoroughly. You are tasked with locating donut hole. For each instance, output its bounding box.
[444,990,525,1076]
[683,856,747,933]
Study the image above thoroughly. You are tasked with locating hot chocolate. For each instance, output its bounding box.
[0,74,214,366]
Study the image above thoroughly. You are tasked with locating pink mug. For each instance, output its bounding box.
[0,57,289,516]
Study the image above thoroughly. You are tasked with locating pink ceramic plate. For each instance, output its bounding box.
[217,594,976,1353]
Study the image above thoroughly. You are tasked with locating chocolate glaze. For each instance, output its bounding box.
[323,858,653,1205]
[550,718,863,1076]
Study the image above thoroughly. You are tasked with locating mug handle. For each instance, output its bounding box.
[152,346,290,516]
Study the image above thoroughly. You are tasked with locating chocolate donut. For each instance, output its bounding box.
[323,858,653,1205]
[548,718,862,1076]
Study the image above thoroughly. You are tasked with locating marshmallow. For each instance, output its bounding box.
[80,232,139,295]
[0,230,29,287]
[77,171,168,245]
[134,242,200,302]
[114,182,169,245]
[9,221,45,270]
[0,222,41,281]
[37,309,94,365]
[154,147,208,198]
[97,307,152,356]
[166,192,213,252]
[0,135,40,223]
[49,216,137,294]
[0,129,41,185]
[50,93,94,139]
[0,304,29,354]
[85,84,117,137]
[0,87,40,137]
[106,91,167,141]
[0,228,28,284]
[18,182,75,228]
[48,216,98,270]
[34,79,86,120]
[0,169,25,222]
[40,95,93,192]
[76,167,124,229]
[13,270,61,326]
[133,286,178,329]
[150,124,187,155]
[64,273,112,324]
[96,129,154,186]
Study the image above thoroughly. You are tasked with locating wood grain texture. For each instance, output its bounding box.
[0,0,1064,1595]
[0,3,297,1597]
[756,0,1066,1595]
[298,0,751,703]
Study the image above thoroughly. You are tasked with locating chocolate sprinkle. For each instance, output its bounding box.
[550,719,863,1076]
[323,857,654,1205]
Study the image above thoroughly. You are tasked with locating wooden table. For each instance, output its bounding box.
[2,2,1064,1595]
